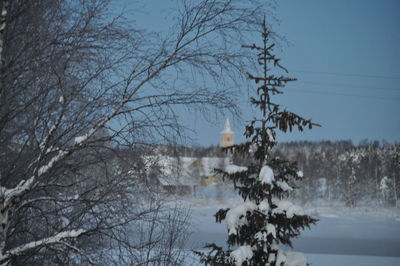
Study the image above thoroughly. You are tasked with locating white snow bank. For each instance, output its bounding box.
[230,245,253,266]
[225,164,248,174]
[259,166,274,184]
[307,253,400,266]
[286,252,307,266]
[276,249,286,265]
[276,250,306,266]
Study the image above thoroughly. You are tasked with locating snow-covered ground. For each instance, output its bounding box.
[182,197,400,266]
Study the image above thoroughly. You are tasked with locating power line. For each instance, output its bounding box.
[298,80,400,92]
[286,88,400,101]
[292,70,400,80]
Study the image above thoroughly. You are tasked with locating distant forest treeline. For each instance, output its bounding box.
[158,140,400,207]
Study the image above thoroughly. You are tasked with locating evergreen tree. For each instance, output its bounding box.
[196,19,318,266]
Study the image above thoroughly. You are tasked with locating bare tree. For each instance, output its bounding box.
[0,0,264,264]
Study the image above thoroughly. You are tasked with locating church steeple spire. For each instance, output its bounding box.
[220,118,234,147]
[222,118,233,134]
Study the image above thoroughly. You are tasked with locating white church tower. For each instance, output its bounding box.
[220,118,234,148]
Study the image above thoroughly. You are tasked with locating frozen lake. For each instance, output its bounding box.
[188,206,400,265]
[291,215,400,257]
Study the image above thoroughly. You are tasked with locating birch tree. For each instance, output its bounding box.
[0,0,264,264]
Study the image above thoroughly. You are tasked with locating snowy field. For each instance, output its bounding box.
[182,198,400,266]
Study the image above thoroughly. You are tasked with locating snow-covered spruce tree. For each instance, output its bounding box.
[196,19,318,266]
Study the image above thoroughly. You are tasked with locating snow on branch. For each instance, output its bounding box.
[276,181,292,192]
[37,150,68,176]
[259,165,274,184]
[0,229,86,263]
[2,150,68,210]
[272,200,304,219]
[225,164,248,174]
[225,202,257,235]
[230,245,253,266]
[0,63,163,222]
[39,125,57,151]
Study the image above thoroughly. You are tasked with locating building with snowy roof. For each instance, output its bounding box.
[145,155,230,194]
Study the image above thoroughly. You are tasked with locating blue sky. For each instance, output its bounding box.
[128,0,400,146]
[268,0,400,145]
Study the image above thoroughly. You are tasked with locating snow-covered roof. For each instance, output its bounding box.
[143,155,230,186]
[158,175,198,186]
[221,118,233,134]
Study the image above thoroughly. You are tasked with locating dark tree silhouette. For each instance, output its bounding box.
[196,19,319,265]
